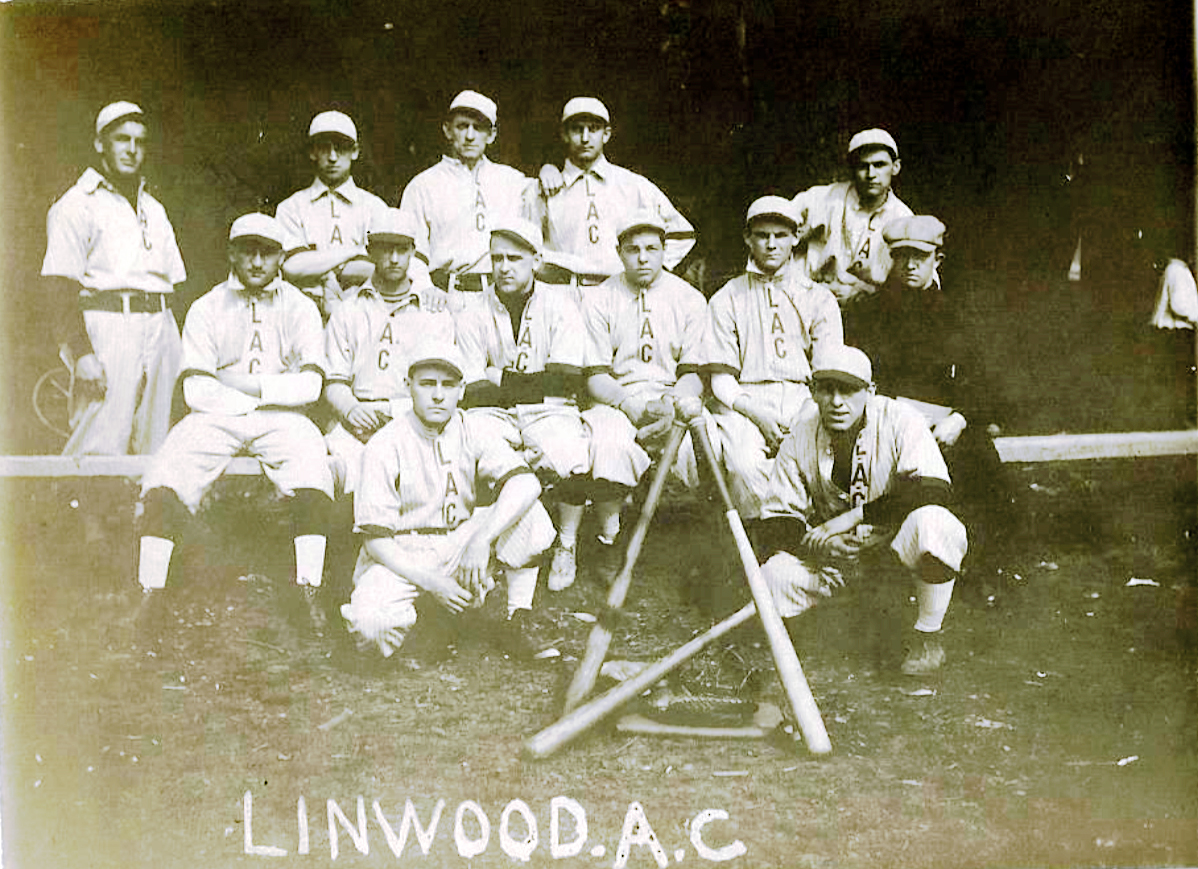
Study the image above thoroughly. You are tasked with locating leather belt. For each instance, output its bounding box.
[431,271,488,293]
[79,291,171,314]
[396,527,452,536]
[537,269,609,287]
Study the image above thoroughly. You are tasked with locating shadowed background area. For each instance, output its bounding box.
[1,0,1194,448]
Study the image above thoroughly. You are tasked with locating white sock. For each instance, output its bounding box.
[595,500,622,544]
[138,536,174,590]
[505,565,539,615]
[913,578,956,633]
[294,535,327,587]
[557,503,585,549]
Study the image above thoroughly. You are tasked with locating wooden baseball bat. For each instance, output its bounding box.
[525,602,757,759]
[688,416,833,755]
[563,419,688,712]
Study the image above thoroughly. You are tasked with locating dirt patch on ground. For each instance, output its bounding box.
[1,458,1195,868]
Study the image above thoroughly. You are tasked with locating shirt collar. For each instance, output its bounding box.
[81,166,145,199]
[226,271,284,299]
[361,280,422,308]
[745,256,794,279]
[308,176,362,204]
[440,153,492,175]
[563,155,610,186]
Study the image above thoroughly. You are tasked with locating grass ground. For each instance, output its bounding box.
[0,456,1195,868]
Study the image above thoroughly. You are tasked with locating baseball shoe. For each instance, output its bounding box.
[590,536,622,587]
[900,631,945,676]
[489,608,559,661]
[546,543,577,592]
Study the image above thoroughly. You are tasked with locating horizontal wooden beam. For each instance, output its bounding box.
[0,430,1195,478]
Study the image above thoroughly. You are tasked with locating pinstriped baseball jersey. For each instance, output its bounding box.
[355,409,534,535]
[276,177,390,253]
[538,156,695,277]
[324,282,455,402]
[702,262,842,385]
[181,273,325,385]
[761,394,949,526]
[482,282,586,377]
[398,156,537,274]
[582,271,706,389]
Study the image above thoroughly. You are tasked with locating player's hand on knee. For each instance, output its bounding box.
[426,575,473,614]
[75,353,107,396]
[538,163,564,197]
[824,535,861,561]
[932,412,968,448]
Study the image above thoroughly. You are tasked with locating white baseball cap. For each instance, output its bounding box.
[616,209,668,243]
[308,111,358,142]
[848,128,898,159]
[745,195,798,230]
[561,96,610,124]
[368,208,420,244]
[95,101,144,135]
[491,217,543,256]
[408,341,467,380]
[812,345,873,389]
[449,90,498,126]
[229,213,286,247]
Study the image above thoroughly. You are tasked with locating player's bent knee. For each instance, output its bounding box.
[891,505,968,574]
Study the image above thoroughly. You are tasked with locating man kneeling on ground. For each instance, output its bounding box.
[340,342,556,659]
[754,345,967,675]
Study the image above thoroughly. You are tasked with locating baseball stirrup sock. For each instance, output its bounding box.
[594,499,623,543]
[506,566,539,615]
[138,536,175,591]
[913,578,956,633]
[294,535,327,587]
[556,503,585,549]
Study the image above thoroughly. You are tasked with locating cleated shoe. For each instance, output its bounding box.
[901,631,946,675]
[546,543,577,592]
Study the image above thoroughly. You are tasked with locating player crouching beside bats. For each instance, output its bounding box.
[752,345,968,675]
[136,214,334,600]
[339,343,556,659]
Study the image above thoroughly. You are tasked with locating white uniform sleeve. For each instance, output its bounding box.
[397,177,435,269]
[581,289,615,371]
[470,415,532,487]
[41,196,90,282]
[700,284,743,376]
[893,408,951,484]
[645,178,695,272]
[807,284,844,350]
[677,287,708,371]
[274,196,307,248]
[179,295,260,415]
[258,291,326,406]
[324,303,356,386]
[760,426,813,521]
[453,307,497,385]
[547,293,586,370]
[354,428,404,534]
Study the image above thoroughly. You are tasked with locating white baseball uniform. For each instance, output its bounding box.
[791,180,912,306]
[700,260,843,517]
[41,167,186,456]
[465,281,592,481]
[758,395,967,620]
[581,269,708,486]
[276,177,390,313]
[323,280,456,493]
[341,408,555,656]
[536,156,695,281]
[139,272,333,511]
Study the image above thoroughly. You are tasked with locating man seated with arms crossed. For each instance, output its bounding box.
[454,218,608,593]
[324,208,454,496]
[755,345,967,675]
[278,110,389,321]
[340,343,556,659]
[580,210,707,576]
[702,196,842,519]
[136,214,334,607]
[791,128,912,307]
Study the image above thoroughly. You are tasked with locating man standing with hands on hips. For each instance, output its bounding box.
[41,100,186,456]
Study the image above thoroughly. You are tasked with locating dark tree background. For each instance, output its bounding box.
[1,0,1193,447]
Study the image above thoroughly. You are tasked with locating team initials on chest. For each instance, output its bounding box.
[583,175,600,244]
[248,300,264,373]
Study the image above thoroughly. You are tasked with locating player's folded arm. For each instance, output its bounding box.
[861,475,953,527]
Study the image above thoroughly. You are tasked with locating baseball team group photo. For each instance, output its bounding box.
[1,0,1195,866]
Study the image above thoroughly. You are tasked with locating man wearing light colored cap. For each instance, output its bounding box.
[277,110,390,321]
[699,196,843,519]
[41,100,187,457]
[323,207,456,495]
[340,340,556,659]
[790,128,913,306]
[397,90,539,311]
[754,344,968,675]
[135,213,335,618]
[577,209,708,579]
[533,96,695,285]
[848,214,1017,580]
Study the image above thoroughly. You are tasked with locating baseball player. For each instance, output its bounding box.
[398,90,538,312]
[701,196,843,519]
[755,345,968,675]
[41,100,186,457]
[324,208,456,495]
[339,343,556,658]
[135,214,334,609]
[848,214,1017,576]
[581,210,708,564]
[534,97,695,288]
[277,110,390,321]
[791,128,913,307]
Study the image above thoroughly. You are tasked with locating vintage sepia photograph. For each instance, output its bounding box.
[0,0,1195,865]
